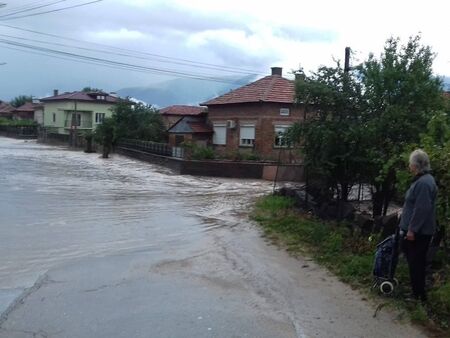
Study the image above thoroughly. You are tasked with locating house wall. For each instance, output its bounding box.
[168,134,210,147]
[12,111,34,120]
[34,108,44,125]
[43,101,115,134]
[207,102,306,161]
[161,115,182,130]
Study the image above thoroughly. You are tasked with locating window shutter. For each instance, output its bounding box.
[240,125,255,140]
[213,124,226,145]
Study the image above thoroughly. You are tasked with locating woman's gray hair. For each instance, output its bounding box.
[409,149,431,173]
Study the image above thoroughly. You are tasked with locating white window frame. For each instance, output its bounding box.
[274,124,291,148]
[52,113,56,123]
[95,112,106,124]
[239,124,255,147]
[280,108,290,116]
[213,123,226,145]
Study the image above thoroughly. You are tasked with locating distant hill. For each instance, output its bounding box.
[443,76,450,90]
[116,75,257,108]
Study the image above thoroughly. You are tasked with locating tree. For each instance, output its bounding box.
[359,35,444,215]
[288,63,366,203]
[94,118,115,158]
[112,101,165,142]
[289,35,445,217]
[82,87,103,92]
[10,95,32,108]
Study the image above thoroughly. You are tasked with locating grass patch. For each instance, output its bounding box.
[251,194,450,335]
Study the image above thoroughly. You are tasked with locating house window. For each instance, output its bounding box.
[97,95,106,100]
[52,113,56,123]
[239,124,255,147]
[280,108,290,116]
[71,113,81,127]
[95,113,105,124]
[274,125,290,147]
[213,123,226,145]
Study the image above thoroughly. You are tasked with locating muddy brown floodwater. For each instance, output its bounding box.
[0,137,426,338]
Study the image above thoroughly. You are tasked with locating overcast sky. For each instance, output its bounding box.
[0,0,449,100]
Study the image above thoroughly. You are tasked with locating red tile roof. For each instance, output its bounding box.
[41,91,119,103]
[14,102,43,112]
[160,105,206,116]
[0,101,14,113]
[201,75,295,106]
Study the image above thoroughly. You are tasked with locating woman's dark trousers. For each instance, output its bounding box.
[402,234,432,300]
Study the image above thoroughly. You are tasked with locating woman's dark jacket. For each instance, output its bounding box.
[399,173,437,236]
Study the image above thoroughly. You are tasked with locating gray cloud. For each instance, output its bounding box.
[0,1,329,99]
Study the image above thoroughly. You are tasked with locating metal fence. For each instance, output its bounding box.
[0,125,37,137]
[118,139,184,158]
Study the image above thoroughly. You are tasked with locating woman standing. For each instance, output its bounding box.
[399,149,438,302]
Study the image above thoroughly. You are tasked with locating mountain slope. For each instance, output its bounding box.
[116,75,257,107]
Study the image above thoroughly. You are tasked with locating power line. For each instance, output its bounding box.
[0,32,261,76]
[0,0,70,18]
[0,0,103,21]
[0,38,251,84]
[0,24,265,75]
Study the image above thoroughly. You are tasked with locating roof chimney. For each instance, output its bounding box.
[53,89,59,96]
[271,67,282,76]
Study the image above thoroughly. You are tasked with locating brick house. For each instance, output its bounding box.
[12,102,44,123]
[201,67,305,161]
[160,105,206,129]
[167,115,212,147]
[0,101,14,119]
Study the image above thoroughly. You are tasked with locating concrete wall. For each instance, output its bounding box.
[117,146,304,181]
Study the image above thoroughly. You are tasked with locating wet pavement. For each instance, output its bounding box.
[0,137,426,338]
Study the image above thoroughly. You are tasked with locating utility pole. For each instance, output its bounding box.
[344,47,351,73]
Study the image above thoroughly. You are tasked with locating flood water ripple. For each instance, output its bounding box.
[0,137,272,289]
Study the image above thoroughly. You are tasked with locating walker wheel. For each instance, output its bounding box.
[393,278,399,286]
[380,281,394,295]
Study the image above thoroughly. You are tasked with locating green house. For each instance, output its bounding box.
[41,90,120,135]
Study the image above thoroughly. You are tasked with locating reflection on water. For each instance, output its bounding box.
[0,137,272,289]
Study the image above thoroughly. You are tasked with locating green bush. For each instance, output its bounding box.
[0,118,36,126]
[192,146,215,160]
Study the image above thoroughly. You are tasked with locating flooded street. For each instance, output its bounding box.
[0,137,425,338]
[0,137,270,292]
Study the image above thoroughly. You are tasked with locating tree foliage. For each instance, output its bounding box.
[112,101,165,142]
[82,87,103,92]
[358,36,444,215]
[10,95,32,108]
[93,101,166,158]
[288,64,366,201]
[289,35,445,216]
[94,117,115,158]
